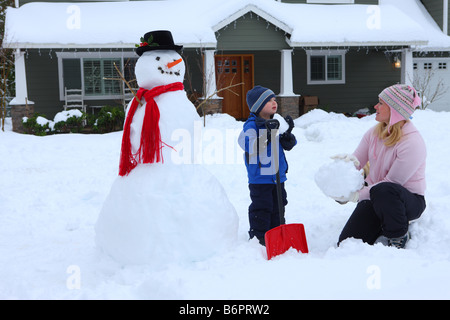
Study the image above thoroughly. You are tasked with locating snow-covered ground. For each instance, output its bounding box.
[1,108,449,300]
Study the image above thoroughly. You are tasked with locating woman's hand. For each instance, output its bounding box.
[331,153,360,168]
[331,191,359,204]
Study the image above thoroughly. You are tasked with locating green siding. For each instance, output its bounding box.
[25,50,61,118]
[216,50,281,92]
[421,0,444,32]
[355,0,378,4]
[215,14,290,93]
[25,47,401,118]
[25,49,129,119]
[200,48,399,115]
[293,48,400,114]
[181,49,206,97]
[216,13,290,51]
[25,48,202,119]
[181,49,282,102]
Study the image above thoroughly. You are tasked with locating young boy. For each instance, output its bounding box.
[238,85,297,246]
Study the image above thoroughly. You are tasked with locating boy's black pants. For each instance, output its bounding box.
[338,182,426,245]
[248,183,287,243]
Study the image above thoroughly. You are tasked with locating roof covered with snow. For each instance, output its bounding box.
[3,0,450,50]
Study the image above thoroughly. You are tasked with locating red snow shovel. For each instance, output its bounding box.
[263,119,308,260]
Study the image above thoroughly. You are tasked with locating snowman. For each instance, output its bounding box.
[95,30,238,266]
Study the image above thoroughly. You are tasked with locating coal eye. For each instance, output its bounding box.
[156,57,160,61]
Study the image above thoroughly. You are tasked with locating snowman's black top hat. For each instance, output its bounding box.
[135,30,183,56]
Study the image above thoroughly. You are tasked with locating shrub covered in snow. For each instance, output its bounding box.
[22,113,53,136]
[21,106,124,135]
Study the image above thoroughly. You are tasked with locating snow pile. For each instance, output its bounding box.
[95,164,238,266]
[314,159,364,199]
[53,109,83,124]
[2,108,450,299]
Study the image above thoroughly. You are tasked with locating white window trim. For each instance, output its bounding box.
[56,51,138,101]
[307,0,354,4]
[306,49,346,85]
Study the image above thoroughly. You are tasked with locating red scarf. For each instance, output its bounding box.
[119,82,184,176]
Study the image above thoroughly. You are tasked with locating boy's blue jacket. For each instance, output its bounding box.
[238,113,295,184]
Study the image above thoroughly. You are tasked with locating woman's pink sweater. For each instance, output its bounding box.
[352,121,426,201]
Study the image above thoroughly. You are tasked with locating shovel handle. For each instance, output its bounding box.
[264,118,284,224]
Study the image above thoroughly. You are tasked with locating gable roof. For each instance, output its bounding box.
[3,0,450,50]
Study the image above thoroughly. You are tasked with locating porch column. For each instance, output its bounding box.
[278,49,299,118]
[10,49,34,133]
[279,49,295,96]
[401,48,414,86]
[10,49,34,106]
[198,49,222,116]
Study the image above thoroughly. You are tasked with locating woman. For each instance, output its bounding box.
[333,84,426,248]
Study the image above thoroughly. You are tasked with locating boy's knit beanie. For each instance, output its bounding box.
[378,84,421,128]
[246,85,276,114]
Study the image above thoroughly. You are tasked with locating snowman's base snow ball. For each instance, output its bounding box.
[95,163,238,266]
[314,159,364,199]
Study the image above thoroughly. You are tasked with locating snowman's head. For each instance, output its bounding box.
[135,50,185,89]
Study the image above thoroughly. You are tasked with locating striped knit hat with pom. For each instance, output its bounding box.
[378,84,421,128]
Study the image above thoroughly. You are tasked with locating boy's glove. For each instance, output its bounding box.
[280,115,296,150]
[280,132,296,151]
[285,115,294,133]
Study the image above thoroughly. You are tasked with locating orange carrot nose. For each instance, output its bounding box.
[167,58,182,69]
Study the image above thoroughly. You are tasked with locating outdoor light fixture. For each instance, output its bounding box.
[394,56,401,69]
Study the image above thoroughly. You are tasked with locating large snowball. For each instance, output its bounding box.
[314,159,364,199]
[95,164,238,266]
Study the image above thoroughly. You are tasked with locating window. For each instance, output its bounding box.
[307,50,346,85]
[83,59,121,96]
[310,56,325,81]
[57,52,138,100]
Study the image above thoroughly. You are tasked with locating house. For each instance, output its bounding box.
[4,0,450,132]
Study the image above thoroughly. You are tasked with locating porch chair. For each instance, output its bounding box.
[63,87,87,113]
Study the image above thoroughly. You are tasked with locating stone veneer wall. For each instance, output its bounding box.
[196,98,223,116]
[11,104,34,133]
[277,96,299,118]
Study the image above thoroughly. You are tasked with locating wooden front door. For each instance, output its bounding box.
[215,55,254,120]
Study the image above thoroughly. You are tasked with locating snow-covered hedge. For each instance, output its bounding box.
[22,106,125,135]
[23,109,84,135]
